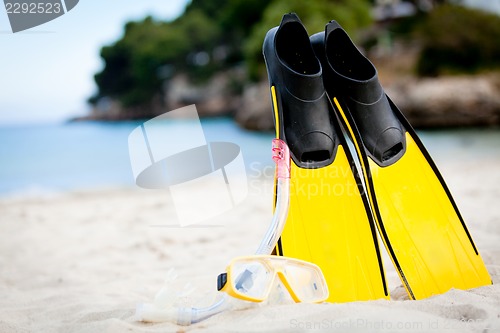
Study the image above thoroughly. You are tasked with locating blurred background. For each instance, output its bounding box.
[1,0,499,197]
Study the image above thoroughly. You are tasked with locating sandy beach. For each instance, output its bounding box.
[1,154,500,333]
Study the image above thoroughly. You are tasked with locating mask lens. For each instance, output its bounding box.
[230,261,273,301]
[283,262,329,302]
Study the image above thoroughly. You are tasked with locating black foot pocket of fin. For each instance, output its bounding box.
[263,13,339,168]
[311,21,407,167]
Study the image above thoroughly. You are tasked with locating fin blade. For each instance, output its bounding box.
[280,146,388,302]
[370,133,491,299]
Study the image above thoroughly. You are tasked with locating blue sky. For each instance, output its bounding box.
[463,0,500,15]
[0,0,189,125]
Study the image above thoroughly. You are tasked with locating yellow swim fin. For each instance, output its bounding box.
[311,20,492,299]
[263,13,389,302]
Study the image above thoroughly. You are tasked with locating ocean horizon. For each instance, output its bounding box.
[0,118,275,197]
[0,118,499,197]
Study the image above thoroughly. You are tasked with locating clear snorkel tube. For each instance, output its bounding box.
[135,139,291,325]
[255,139,291,255]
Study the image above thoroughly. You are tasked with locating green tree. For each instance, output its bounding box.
[92,17,191,106]
[90,0,373,108]
[92,11,223,106]
[416,4,500,76]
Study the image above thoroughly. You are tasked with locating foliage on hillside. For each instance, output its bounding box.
[415,4,500,76]
[90,0,372,107]
[90,1,500,109]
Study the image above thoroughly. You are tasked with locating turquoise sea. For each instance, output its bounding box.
[0,118,274,196]
[0,118,499,197]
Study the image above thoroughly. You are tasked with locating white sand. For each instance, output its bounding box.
[1,157,500,332]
